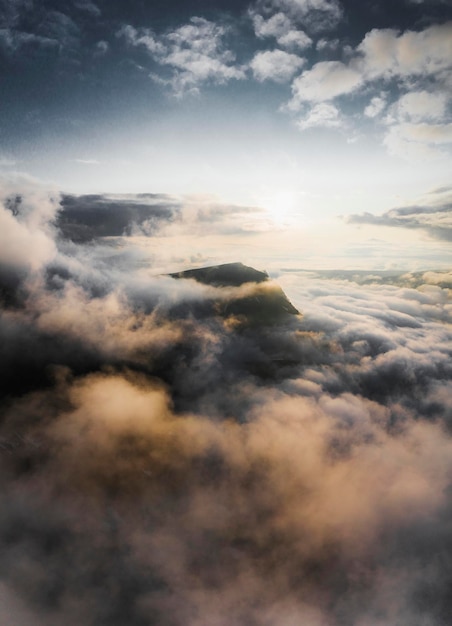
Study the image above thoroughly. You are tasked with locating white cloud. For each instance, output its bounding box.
[315,37,340,51]
[250,10,312,50]
[118,17,245,96]
[117,24,165,55]
[288,61,362,108]
[250,49,305,82]
[289,21,452,111]
[74,159,101,165]
[277,29,312,48]
[364,94,388,118]
[249,0,342,44]
[393,91,448,122]
[271,0,343,29]
[0,184,59,272]
[287,21,452,109]
[382,91,451,159]
[358,22,452,80]
[397,122,452,144]
[383,123,452,160]
[283,19,452,162]
[251,11,292,38]
[297,102,342,130]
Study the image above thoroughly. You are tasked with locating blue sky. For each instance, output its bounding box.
[1,0,452,269]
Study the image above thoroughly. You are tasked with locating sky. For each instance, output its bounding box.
[1,0,452,270]
[2,2,452,624]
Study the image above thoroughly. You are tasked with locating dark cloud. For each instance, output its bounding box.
[57,193,180,242]
[1,184,452,625]
[74,1,101,17]
[0,0,33,28]
[54,192,267,243]
[347,191,452,241]
[0,3,82,58]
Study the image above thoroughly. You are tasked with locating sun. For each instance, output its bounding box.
[257,189,302,228]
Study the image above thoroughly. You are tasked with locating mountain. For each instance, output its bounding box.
[170,262,269,287]
[169,262,299,325]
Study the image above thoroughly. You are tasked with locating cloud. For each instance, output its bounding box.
[251,0,343,33]
[285,19,452,155]
[358,22,452,80]
[389,122,452,144]
[0,184,59,273]
[390,90,448,122]
[289,22,452,110]
[364,93,388,118]
[0,27,58,54]
[118,17,246,96]
[74,159,100,165]
[37,10,80,46]
[0,5,82,57]
[296,102,342,129]
[377,89,452,159]
[250,10,312,50]
[288,61,362,108]
[315,37,340,51]
[74,1,101,17]
[347,188,452,240]
[55,193,268,243]
[0,0,32,28]
[250,49,305,82]
[57,193,180,242]
[94,39,108,55]
[383,122,452,160]
[1,181,452,625]
[117,23,165,55]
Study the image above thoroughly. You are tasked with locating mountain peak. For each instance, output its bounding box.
[170,262,299,324]
[170,262,269,287]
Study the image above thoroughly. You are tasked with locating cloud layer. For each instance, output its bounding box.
[1,182,452,625]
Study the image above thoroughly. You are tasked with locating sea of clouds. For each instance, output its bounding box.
[0,180,451,625]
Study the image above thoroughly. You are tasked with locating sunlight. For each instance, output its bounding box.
[257,189,302,227]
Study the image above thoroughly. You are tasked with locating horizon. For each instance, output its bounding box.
[1,0,452,271]
[1,1,452,625]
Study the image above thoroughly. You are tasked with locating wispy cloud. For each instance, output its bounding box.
[249,10,313,50]
[251,0,343,33]
[118,17,246,96]
[364,93,388,118]
[74,1,101,17]
[74,159,101,165]
[296,102,342,129]
[0,6,81,57]
[347,188,452,240]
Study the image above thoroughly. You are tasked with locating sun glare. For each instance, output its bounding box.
[257,189,303,227]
